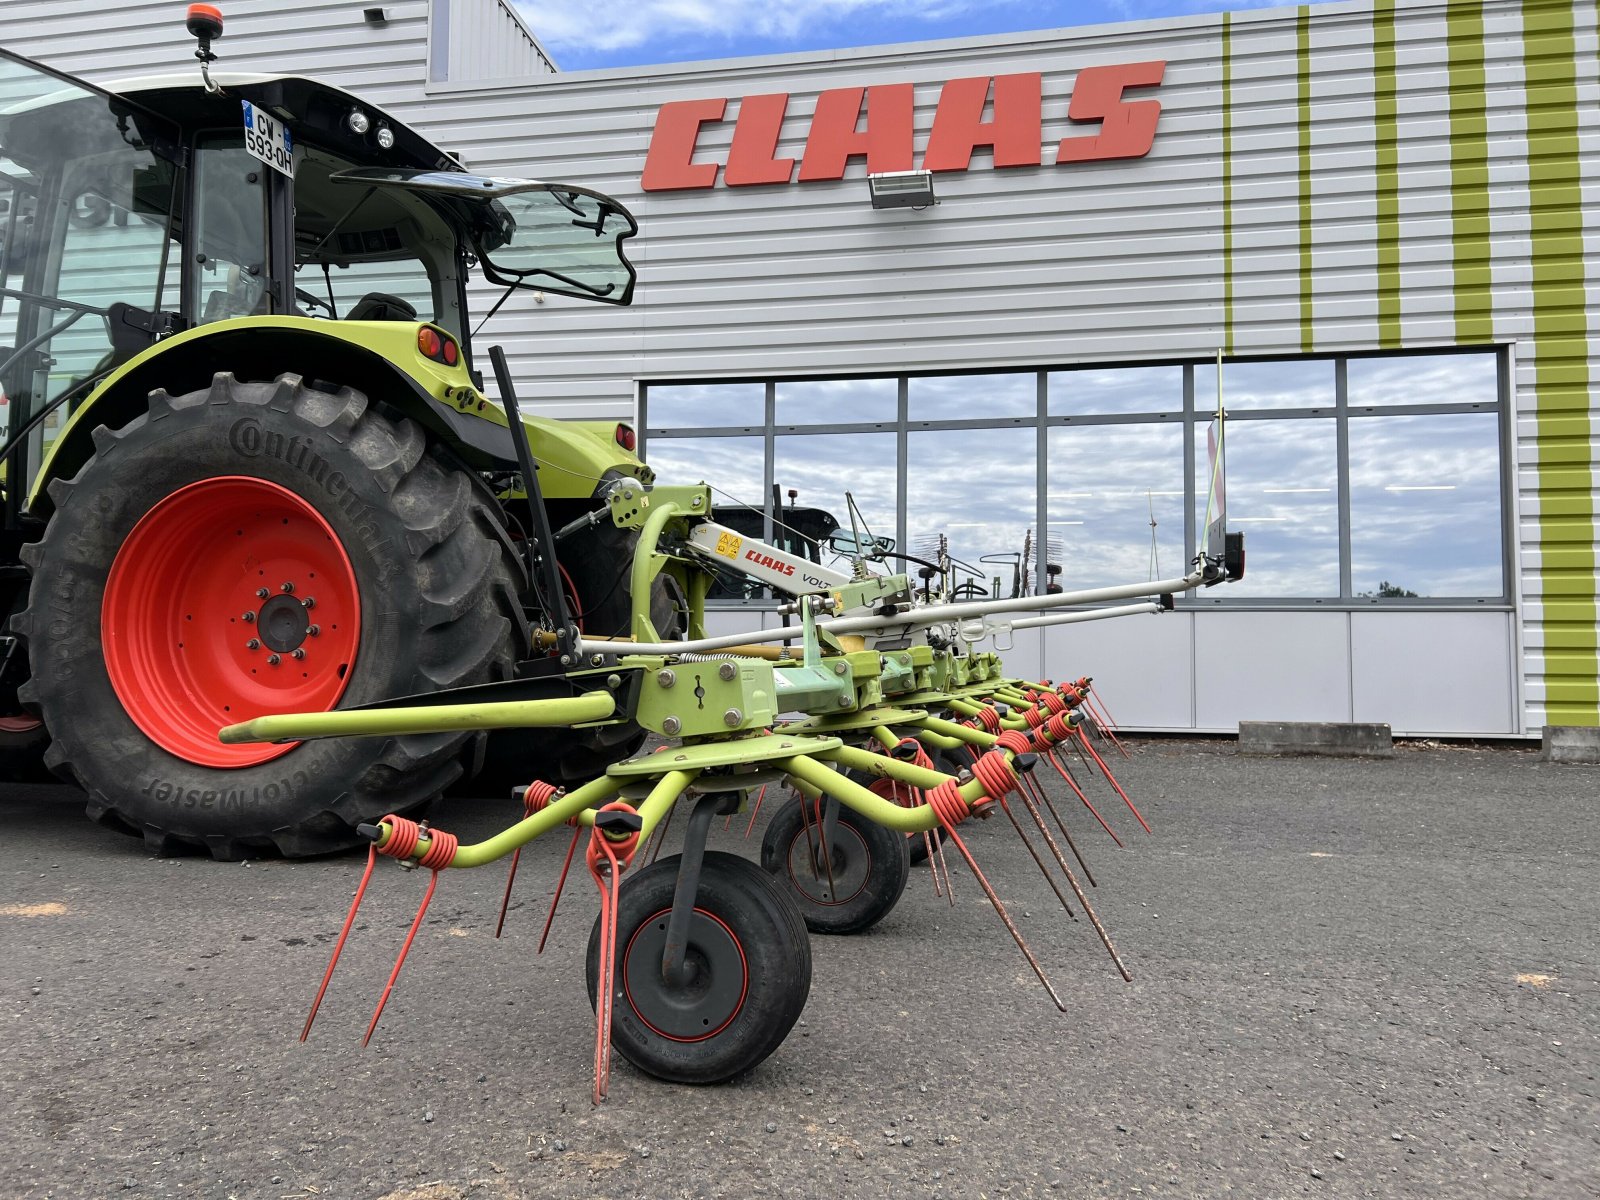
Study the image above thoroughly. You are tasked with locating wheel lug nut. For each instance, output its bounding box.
[291,649,306,660]
[302,596,316,610]
[267,654,281,666]
[281,582,295,594]
[256,588,270,599]
[307,625,320,637]
[242,612,255,623]
[246,639,261,650]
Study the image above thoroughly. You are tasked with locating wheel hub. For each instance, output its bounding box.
[783,825,871,905]
[256,592,312,653]
[622,907,749,1043]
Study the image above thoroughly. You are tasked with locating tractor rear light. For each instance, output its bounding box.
[614,423,636,452]
[417,326,461,368]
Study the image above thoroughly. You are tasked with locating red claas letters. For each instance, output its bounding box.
[641,62,1166,192]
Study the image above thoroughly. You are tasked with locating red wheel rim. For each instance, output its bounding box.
[102,477,361,768]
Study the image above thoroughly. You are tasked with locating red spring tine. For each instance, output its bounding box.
[742,784,768,839]
[362,867,441,1047]
[646,797,676,865]
[1078,728,1151,834]
[997,796,1076,918]
[928,793,1066,1012]
[1013,774,1132,982]
[589,837,624,1104]
[537,826,584,955]
[302,844,377,1041]
[1021,770,1097,888]
[494,846,523,939]
[1047,749,1123,848]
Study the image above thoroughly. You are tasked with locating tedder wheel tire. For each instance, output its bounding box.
[14,372,524,858]
[586,851,811,1085]
[760,795,910,934]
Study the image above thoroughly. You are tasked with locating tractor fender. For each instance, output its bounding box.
[25,317,638,515]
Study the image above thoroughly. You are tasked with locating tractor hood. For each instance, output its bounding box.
[331,168,638,306]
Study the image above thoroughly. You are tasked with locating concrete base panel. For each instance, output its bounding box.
[1542,725,1600,764]
[1238,720,1395,758]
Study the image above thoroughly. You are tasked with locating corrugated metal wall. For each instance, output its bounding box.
[4,0,1596,733]
[446,0,557,80]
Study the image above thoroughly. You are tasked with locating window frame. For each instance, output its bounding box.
[640,347,1512,611]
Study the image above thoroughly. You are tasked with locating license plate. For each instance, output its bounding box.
[242,100,295,177]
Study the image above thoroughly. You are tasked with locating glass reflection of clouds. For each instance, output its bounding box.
[1348,412,1502,596]
[775,378,896,426]
[908,428,1036,597]
[642,435,765,508]
[1198,359,1335,411]
[1049,424,1185,590]
[1048,365,1182,415]
[1347,352,1497,408]
[642,349,1507,607]
[909,373,1035,420]
[645,383,763,430]
[774,433,896,562]
[1201,419,1340,596]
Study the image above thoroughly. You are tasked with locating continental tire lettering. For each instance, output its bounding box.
[230,417,263,456]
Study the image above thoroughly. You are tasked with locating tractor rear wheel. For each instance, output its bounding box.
[14,372,525,858]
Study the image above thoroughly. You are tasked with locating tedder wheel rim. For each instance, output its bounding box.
[101,476,361,768]
[621,906,750,1043]
[779,819,873,906]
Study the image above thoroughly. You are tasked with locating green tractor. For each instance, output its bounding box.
[0,14,676,856]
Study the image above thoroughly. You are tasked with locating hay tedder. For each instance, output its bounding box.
[1,11,1248,1097]
[233,467,1241,1097]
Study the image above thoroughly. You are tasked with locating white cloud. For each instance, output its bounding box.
[516,0,1028,56]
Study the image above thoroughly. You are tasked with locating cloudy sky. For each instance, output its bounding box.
[515,0,1339,71]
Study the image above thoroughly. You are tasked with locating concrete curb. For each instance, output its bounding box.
[1238,721,1394,758]
[1542,725,1600,764]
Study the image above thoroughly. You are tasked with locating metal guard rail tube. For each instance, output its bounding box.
[579,570,1204,658]
[1006,601,1163,631]
[218,691,618,744]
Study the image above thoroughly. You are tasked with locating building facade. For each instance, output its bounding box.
[5,0,1596,737]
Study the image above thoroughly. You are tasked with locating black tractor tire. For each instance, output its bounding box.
[13,372,525,858]
[760,795,910,934]
[586,851,811,1085]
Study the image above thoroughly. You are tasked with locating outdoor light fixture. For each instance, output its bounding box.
[867,169,936,210]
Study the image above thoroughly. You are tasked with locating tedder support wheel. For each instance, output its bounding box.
[14,372,524,858]
[585,852,811,1085]
[760,794,910,934]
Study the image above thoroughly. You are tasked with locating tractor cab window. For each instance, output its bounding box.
[0,49,182,466]
[290,145,449,331]
[189,139,268,324]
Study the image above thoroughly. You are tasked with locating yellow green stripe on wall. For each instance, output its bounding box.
[1447,1,1493,345]
[1523,0,1598,724]
[1372,0,1400,348]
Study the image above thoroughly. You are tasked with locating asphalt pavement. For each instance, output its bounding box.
[3,738,1597,1200]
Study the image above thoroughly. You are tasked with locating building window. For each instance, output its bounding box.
[641,348,1507,609]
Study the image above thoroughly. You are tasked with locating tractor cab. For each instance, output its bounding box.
[0,37,636,526]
